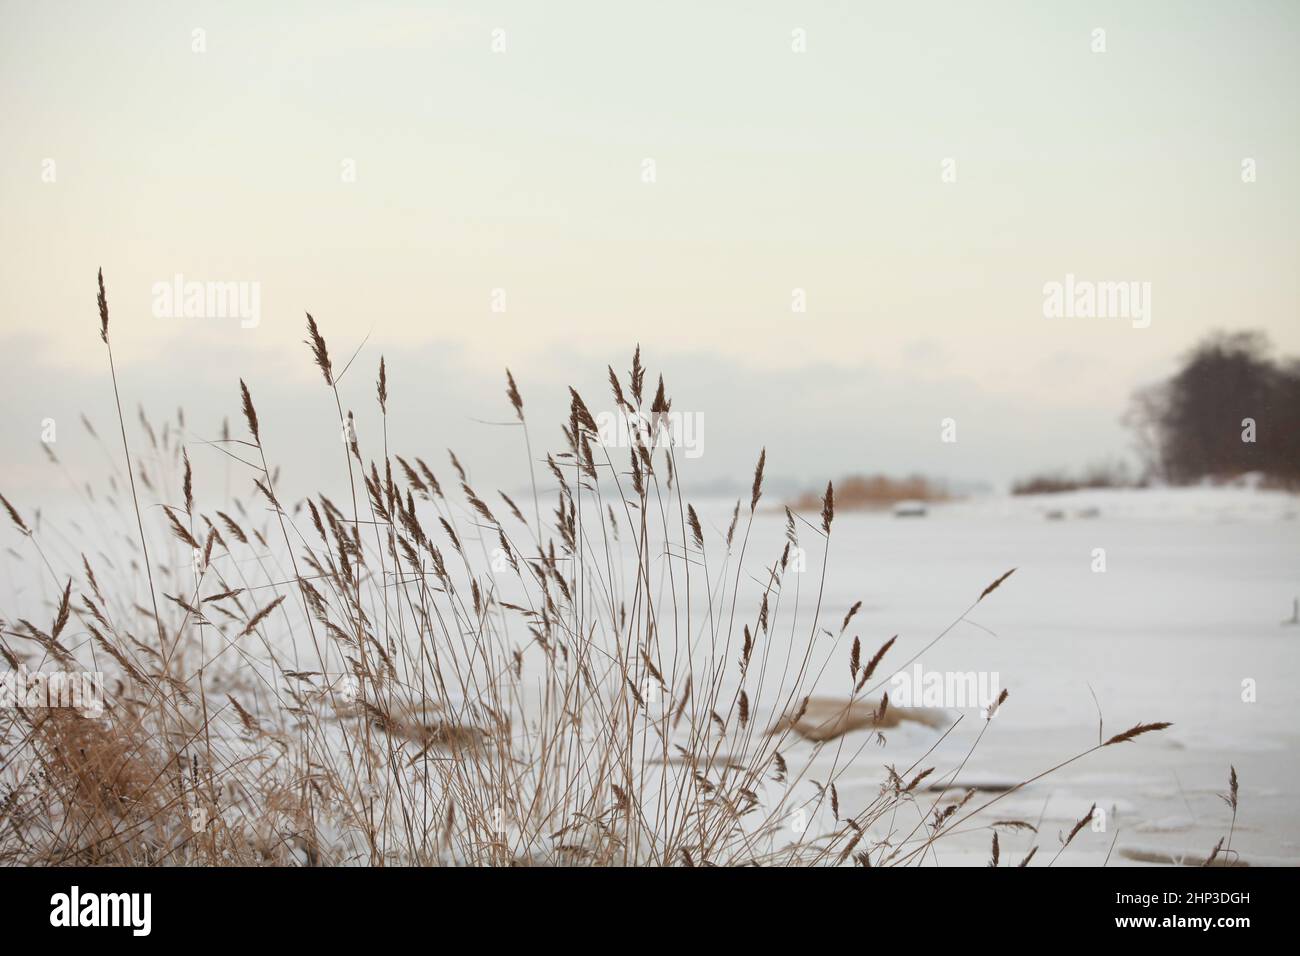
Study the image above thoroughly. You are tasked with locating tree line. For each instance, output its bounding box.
[1125,331,1300,487]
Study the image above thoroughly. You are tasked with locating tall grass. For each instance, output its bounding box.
[0,273,1174,866]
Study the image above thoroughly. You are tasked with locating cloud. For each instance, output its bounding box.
[0,327,1141,521]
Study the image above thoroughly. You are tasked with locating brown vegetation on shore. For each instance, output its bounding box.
[787,474,949,513]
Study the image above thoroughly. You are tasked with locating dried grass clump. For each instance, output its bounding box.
[0,272,1173,867]
[788,474,949,512]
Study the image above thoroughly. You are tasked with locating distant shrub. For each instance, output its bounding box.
[1011,461,1135,496]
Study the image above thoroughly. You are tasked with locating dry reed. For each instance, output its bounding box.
[0,273,1178,867]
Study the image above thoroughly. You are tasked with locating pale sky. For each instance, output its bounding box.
[1,0,1297,500]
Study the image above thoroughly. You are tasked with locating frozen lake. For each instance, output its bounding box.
[3,484,1297,865]
[679,486,1300,865]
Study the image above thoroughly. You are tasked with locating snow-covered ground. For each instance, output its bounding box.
[4,485,1297,865]
[692,485,1300,865]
